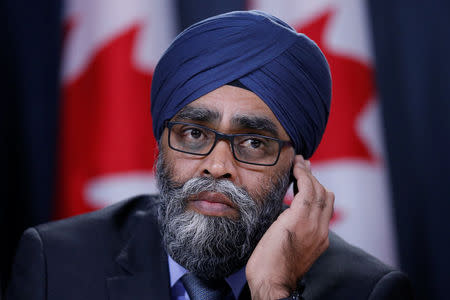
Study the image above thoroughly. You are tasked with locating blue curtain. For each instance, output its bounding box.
[369,1,450,299]
[0,0,61,290]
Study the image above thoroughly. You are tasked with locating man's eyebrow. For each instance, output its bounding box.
[173,106,221,123]
[231,114,280,137]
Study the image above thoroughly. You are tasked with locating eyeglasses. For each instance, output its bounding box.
[166,121,292,166]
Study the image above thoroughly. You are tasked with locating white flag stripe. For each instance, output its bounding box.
[62,0,176,83]
[357,98,386,160]
[85,172,159,209]
[250,0,372,63]
[312,161,397,266]
[325,0,373,64]
[251,0,333,28]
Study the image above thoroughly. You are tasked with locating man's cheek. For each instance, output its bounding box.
[172,159,200,182]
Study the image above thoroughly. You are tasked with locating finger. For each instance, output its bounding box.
[320,190,335,224]
[306,177,329,219]
[293,158,327,212]
[294,155,310,171]
[316,191,335,242]
[291,160,316,217]
[305,160,311,171]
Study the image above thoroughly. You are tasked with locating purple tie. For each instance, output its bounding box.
[181,273,233,300]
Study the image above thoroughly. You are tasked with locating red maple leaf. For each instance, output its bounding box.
[57,25,156,218]
[296,11,376,164]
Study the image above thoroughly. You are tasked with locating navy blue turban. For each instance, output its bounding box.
[151,10,331,159]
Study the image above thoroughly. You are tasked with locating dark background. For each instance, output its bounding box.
[1,0,449,299]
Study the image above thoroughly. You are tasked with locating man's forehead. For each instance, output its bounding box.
[171,85,290,139]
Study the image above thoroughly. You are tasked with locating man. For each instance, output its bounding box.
[6,11,413,300]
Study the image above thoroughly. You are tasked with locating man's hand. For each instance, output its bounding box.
[246,155,335,299]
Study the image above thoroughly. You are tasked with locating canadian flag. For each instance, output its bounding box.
[250,0,398,266]
[58,0,176,218]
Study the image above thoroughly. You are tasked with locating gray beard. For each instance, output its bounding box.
[156,154,290,280]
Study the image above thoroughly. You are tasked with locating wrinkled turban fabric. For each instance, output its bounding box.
[151,10,331,159]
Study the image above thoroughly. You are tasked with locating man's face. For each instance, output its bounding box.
[160,85,295,206]
[157,85,295,279]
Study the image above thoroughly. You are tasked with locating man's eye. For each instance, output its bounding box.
[243,138,264,149]
[183,128,204,139]
[190,129,202,138]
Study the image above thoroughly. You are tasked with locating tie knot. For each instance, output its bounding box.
[181,273,233,300]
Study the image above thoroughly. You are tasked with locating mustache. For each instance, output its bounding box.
[170,177,260,220]
[181,177,252,204]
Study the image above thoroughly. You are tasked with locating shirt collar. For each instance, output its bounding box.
[168,255,187,287]
[168,255,247,299]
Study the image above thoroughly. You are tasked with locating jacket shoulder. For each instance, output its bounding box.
[304,232,413,299]
[34,195,160,282]
[6,195,162,300]
[36,194,159,244]
[35,195,158,264]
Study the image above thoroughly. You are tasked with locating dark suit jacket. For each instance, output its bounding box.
[5,195,413,299]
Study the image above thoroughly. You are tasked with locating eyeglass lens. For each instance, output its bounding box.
[169,122,281,165]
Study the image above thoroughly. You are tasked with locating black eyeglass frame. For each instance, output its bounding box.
[165,120,293,166]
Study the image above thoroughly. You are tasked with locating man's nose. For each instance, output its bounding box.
[200,140,236,180]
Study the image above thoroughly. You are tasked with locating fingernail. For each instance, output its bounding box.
[305,160,311,170]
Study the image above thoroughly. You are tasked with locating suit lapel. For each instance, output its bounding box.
[106,198,171,300]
